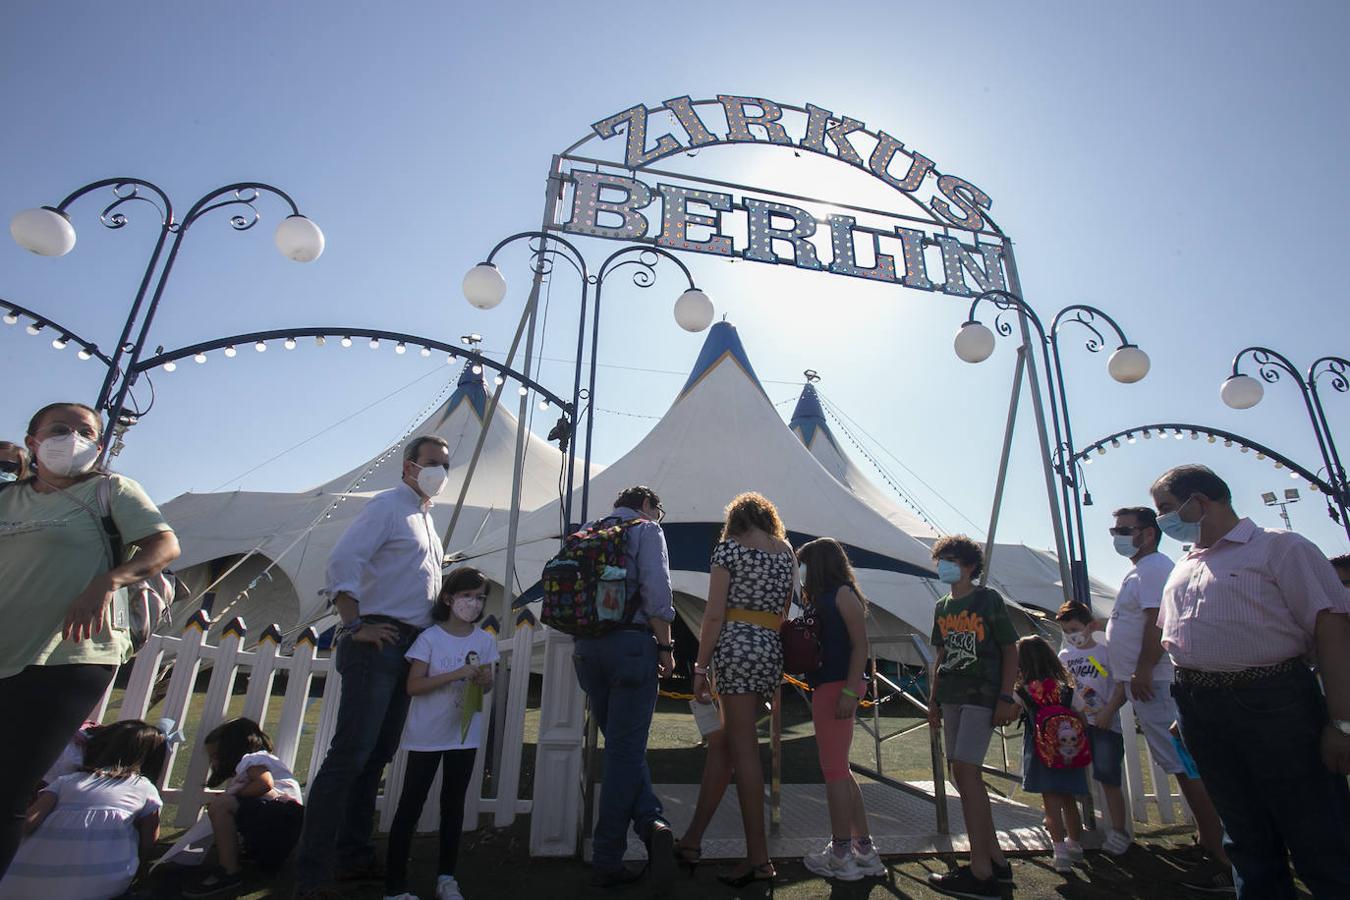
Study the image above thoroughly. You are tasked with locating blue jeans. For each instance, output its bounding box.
[1173,667,1350,899]
[574,629,664,870]
[295,627,416,890]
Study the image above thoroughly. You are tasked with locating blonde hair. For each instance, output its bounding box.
[720,491,785,541]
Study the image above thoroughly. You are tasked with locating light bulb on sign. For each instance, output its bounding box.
[163,361,176,372]
[419,346,431,357]
[315,335,327,347]
[77,349,92,361]
[194,353,207,364]
[284,337,297,350]
[51,336,67,350]
[369,338,380,349]
[255,341,267,352]
[341,336,352,348]
[224,345,237,357]
[395,342,406,354]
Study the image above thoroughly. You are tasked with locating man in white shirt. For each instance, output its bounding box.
[1102,506,1229,888]
[294,435,450,898]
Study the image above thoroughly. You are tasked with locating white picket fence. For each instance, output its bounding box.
[105,609,585,850]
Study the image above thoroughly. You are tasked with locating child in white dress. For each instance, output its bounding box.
[0,720,166,900]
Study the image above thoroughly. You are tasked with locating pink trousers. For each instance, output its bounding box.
[812,679,865,783]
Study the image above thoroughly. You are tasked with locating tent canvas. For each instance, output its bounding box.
[160,364,592,640]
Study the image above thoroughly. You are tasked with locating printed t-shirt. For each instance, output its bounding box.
[232,751,303,804]
[1059,636,1121,733]
[0,475,172,678]
[1106,552,1175,684]
[403,625,500,751]
[930,586,1018,707]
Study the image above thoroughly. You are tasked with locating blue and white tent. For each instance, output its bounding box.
[160,363,593,640]
[788,380,1117,618]
[456,321,956,656]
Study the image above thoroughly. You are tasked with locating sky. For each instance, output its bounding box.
[2,1,1348,591]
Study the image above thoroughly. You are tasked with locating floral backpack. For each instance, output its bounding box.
[1017,677,1092,770]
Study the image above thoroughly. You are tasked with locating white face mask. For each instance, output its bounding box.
[798,564,807,588]
[451,595,484,622]
[37,432,100,477]
[0,471,15,483]
[414,463,449,498]
[1112,534,1139,558]
[1064,630,1092,649]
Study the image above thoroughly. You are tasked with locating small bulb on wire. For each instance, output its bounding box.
[2,312,17,325]
[395,342,407,354]
[51,336,68,350]
[77,348,92,361]
[369,338,380,349]
[341,336,353,348]
[315,335,327,347]
[224,345,237,357]
[255,341,267,352]
[26,323,42,335]
[194,353,207,364]
[284,337,297,350]
[419,346,431,357]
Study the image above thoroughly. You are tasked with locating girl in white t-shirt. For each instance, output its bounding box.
[384,566,498,900]
[0,720,166,900]
[183,718,304,899]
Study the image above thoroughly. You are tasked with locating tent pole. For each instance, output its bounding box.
[1001,242,1075,596]
[980,344,1026,586]
[441,160,562,553]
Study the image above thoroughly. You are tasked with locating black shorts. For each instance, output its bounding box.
[235,796,304,870]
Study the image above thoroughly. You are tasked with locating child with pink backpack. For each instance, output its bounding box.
[1014,636,1090,874]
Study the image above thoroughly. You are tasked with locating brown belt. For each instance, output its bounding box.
[1175,657,1305,690]
[726,608,780,631]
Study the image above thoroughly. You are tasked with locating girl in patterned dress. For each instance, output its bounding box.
[0,720,166,900]
[681,492,795,888]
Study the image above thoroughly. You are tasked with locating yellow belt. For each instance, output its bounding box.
[726,608,780,631]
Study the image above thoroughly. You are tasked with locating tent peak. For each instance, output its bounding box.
[678,320,766,401]
[788,382,839,452]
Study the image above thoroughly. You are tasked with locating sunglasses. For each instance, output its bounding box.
[1108,526,1140,537]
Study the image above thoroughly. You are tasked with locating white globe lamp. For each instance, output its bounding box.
[11,207,76,256]
[954,321,996,363]
[1107,344,1150,383]
[274,215,325,262]
[463,263,507,310]
[673,288,714,332]
[1221,374,1264,409]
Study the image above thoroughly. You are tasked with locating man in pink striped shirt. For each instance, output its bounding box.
[1151,464,1350,900]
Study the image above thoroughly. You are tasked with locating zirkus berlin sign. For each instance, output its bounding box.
[553,95,1010,299]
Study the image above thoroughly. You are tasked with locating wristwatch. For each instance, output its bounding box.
[1332,719,1350,736]
[656,643,674,654]
[345,616,365,635]
[998,693,1016,705]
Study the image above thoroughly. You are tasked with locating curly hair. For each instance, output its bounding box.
[930,534,984,579]
[720,491,785,541]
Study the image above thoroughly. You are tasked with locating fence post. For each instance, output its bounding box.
[274,627,318,771]
[307,641,344,789]
[242,623,283,724]
[529,628,586,856]
[1120,703,1149,822]
[493,609,538,827]
[120,634,168,723]
[176,617,248,827]
[155,611,210,793]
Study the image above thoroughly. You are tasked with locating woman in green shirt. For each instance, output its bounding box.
[0,402,179,878]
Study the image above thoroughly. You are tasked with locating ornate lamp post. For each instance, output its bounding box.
[464,235,711,526]
[10,178,325,459]
[1221,347,1349,537]
[953,289,1150,603]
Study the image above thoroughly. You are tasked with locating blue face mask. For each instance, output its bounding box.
[0,471,16,483]
[1112,534,1138,557]
[936,559,963,584]
[1157,496,1203,545]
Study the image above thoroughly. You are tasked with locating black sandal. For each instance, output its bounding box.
[717,862,775,888]
[673,840,702,874]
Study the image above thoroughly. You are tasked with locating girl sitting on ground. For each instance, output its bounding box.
[1014,635,1091,874]
[384,566,498,900]
[183,717,304,898]
[0,720,166,900]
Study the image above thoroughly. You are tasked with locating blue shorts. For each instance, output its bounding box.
[1089,725,1124,786]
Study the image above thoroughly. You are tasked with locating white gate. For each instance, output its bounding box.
[111,609,578,847]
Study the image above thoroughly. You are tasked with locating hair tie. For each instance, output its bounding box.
[155,717,186,748]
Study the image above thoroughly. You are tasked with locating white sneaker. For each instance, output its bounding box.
[436,876,465,900]
[1052,847,1074,873]
[802,843,863,881]
[1102,830,1132,856]
[1066,841,1084,863]
[852,845,886,877]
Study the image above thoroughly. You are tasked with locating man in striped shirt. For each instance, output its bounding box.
[1151,464,1350,899]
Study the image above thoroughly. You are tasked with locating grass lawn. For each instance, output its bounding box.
[108,677,1289,898]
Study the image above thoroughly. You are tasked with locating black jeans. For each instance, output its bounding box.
[1174,666,1350,899]
[384,748,477,895]
[294,627,417,890]
[0,663,115,877]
